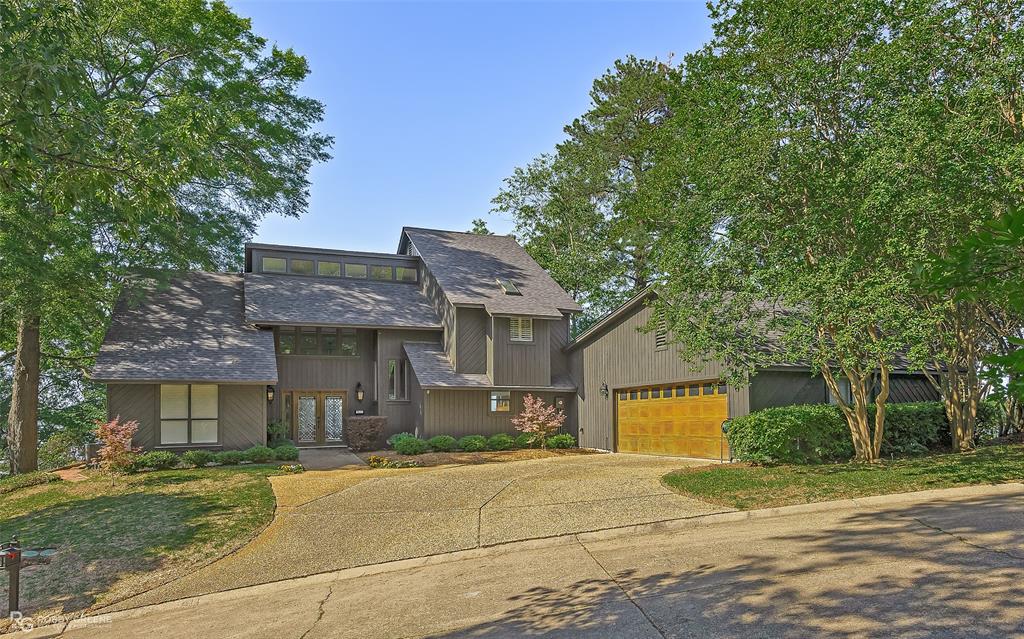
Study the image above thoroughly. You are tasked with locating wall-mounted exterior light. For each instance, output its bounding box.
[355,382,365,403]
[600,383,609,399]
[266,385,275,403]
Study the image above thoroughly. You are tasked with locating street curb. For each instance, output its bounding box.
[5,481,1021,638]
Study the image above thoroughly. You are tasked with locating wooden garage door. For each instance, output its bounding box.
[616,381,730,459]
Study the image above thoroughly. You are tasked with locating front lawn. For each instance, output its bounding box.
[0,465,280,627]
[662,444,1024,510]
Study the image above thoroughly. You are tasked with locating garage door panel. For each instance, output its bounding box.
[616,383,729,460]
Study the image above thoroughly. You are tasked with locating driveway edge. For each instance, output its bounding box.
[8,481,1022,639]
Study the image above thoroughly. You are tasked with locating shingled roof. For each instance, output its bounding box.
[404,342,576,390]
[92,272,278,384]
[400,228,582,318]
[244,273,441,328]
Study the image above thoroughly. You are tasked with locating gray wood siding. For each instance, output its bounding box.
[423,390,568,438]
[220,385,267,449]
[889,374,941,402]
[107,383,265,450]
[377,328,442,433]
[568,304,749,451]
[455,306,487,374]
[421,267,457,366]
[550,314,570,377]
[748,371,829,412]
[108,383,158,449]
[490,317,551,387]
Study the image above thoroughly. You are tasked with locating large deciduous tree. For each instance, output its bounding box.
[0,0,331,474]
[493,56,684,331]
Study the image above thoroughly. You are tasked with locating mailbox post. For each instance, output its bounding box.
[1,537,21,616]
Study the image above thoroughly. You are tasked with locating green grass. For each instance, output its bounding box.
[0,465,281,623]
[662,444,1024,510]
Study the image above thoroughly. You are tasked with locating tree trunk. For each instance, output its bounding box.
[7,315,40,475]
[872,364,891,461]
[821,364,879,462]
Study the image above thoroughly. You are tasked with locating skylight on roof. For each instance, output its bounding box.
[497,278,522,296]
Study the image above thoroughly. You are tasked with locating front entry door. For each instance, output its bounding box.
[292,391,346,446]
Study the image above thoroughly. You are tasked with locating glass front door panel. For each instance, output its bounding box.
[325,395,344,441]
[297,395,317,443]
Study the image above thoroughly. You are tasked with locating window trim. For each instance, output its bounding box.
[261,256,287,274]
[345,263,368,278]
[489,390,511,413]
[509,317,534,343]
[317,260,342,277]
[387,358,409,402]
[395,266,418,282]
[369,264,394,281]
[278,327,360,358]
[159,384,220,446]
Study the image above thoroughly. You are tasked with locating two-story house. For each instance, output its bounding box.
[92,227,937,459]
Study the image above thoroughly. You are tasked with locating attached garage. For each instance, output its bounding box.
[616,380,730,460]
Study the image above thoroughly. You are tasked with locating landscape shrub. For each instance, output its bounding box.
[513,433,534,449]
[244,445,276,463]
[215,450,244,466]
[347,417,386,452]
[457,435,488,452]
[267,421,289,447]
[393,437,430,455]
[427,435,458,452]
[727,400,996,465]
[545,433,576,449]
[726,405,850,465]
[486,434,516,451]
[181,449,216,468]
[975,400,1003,443]
[134,450,179,471]
[270,438,295,450]
[0,472,60,495]
[387,432,416,448]
[273,444,300,461]
[95,417,142,473]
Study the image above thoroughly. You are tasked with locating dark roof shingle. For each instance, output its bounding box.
[244,273,441,328]
[92,272,278,384]
[402,228,582,318]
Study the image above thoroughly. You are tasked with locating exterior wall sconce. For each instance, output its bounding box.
[266,385,275,403]
[355,382,365,403]
[599,383,609,399]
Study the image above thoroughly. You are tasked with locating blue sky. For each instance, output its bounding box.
[233,1,713,253]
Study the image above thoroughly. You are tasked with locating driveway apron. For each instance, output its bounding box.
[105,453,723,611]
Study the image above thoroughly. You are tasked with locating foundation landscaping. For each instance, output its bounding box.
[663,401,1024,510]
[359,431,587,468]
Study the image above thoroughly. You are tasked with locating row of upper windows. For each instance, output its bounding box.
[619,382,728,401]
[260,256,417,282]
[278,327,358,356]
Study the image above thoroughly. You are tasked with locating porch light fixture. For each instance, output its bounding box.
[355,382,365,403]
[600,383,609,399]
[266,385,275,403]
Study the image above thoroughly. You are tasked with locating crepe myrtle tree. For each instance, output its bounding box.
[0,0,331,473]
[511,394,566,449]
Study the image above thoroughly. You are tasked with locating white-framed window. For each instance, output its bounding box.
[489,391,511,413]
[160,384,219,445]
[388,359,408,401]
[509,317,533,342]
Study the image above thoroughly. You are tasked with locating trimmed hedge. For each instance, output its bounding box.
[134,450,179,471]
[215,450,244,466]
[457,435,488,452]
[181,449,216,468]
[274,444,300,461]
[727,400,1003,465]
[394,437,430,455]
[486,434,516,451]
[244,446,276,463]
[545,433,576,449]
[514,433,534,449]
[427,435,458,452]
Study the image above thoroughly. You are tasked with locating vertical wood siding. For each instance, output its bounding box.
[748,371,828,412]
[490,317,551,387]
[549,314,570,377]
[568,304,749,451]
[107,383,265,450]
[455,307,488,373]
[376,329,442,433]
[108,384,158,449]
[423,389,567,438]
[275,329,375,419]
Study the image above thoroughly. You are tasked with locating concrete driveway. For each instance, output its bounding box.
[38,483,1024,639]
[109,453,722,610]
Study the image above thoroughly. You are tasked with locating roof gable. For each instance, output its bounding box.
[401,227,581,318]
